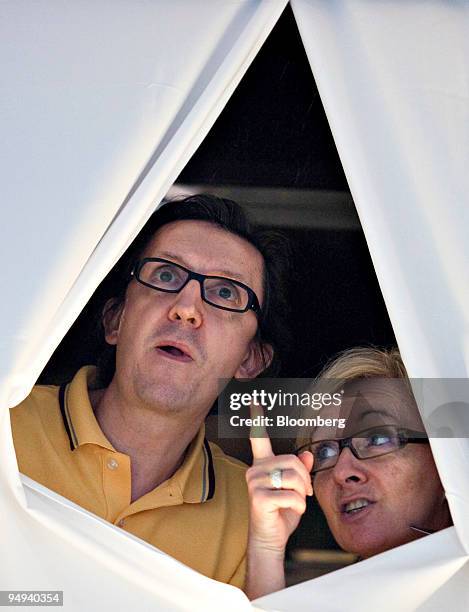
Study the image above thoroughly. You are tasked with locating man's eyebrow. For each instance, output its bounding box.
[155,250,248,283]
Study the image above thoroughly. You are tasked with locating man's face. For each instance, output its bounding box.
[104,220,268,417]
[313,381,450,558]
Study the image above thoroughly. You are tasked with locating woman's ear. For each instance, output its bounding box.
[234,341,273,379]
[102,298,125,346]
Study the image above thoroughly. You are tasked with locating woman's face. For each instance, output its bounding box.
[312,380,451,558]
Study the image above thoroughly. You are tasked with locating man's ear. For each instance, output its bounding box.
[234,341,274,379]
[102,298,125,346]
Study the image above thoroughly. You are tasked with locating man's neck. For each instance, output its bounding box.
[89,384,203,502]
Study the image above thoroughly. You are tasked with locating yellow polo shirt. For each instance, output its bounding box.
[10,367,248,588]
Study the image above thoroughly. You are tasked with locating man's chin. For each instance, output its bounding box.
[137,383,193,414]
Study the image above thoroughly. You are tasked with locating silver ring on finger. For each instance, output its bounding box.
[269,468,283,490]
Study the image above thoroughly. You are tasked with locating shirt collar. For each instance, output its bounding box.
[59,366,215,503]
[60,366,114,451]
[170,425,216,503]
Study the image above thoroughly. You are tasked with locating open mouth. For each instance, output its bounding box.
[156,345,193,362]
[341,499,375,515]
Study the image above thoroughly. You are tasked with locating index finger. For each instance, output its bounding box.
[249,402,274,461]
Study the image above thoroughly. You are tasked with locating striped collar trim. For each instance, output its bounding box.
[58,367,215,503]
[58,366,114,452]
[201,438,216,501]
[169,425,216,503]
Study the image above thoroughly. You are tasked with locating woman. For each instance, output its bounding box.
[245,347,452,599]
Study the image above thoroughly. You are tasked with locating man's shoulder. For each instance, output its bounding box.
[206,441,248,497]
[11,383,60,414]
[9,383,68,471]
[205,441,249,515]
[10,383,62,435]
[207,440,248,473]
[11,366,94,420]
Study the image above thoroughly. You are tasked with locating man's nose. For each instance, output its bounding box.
[332,447,368,485]
[168,280,203,327]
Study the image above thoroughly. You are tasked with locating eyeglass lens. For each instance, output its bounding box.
[311,426,403,473]
[137,260,250,310]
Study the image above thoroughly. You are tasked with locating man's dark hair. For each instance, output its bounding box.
[96,194,291,386]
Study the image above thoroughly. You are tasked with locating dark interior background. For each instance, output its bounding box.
[39,5,396,581]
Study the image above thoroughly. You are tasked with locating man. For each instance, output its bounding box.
[246,347,452,598]
[11,194,290,588]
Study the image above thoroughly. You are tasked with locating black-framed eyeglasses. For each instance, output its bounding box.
[131,257,262,314]
[296,425,429,476]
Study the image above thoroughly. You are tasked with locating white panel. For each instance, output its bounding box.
[255,528,469,612]
[292,0,469,557]
[0,1,287,608]
[0,0,287,407]
[4,475,253,612]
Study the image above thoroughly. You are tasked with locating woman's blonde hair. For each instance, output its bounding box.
[317,346,408,382]
[296,346,411,448]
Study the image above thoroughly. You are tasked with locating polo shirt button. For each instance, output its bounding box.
[117,519,125,528]
[107,458,119,470]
